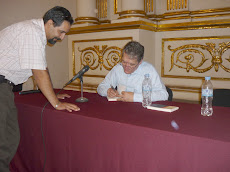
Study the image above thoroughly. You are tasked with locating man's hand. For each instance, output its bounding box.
[57,93,71,99]
[56,102,80,112]
[117,91,134,102]
[32,69,80,113]
[55,94,80,112]
[107,88,119,97]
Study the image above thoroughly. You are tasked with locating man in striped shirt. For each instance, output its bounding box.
[0,6,80,171]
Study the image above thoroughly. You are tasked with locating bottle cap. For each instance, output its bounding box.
[205,76,211,80]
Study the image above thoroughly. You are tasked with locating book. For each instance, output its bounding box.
[146,103,179,112]
[107,96,119,101]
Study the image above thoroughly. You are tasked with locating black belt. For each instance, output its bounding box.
[0,75,15,86]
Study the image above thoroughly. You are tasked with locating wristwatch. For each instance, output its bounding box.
[55,102,60,108]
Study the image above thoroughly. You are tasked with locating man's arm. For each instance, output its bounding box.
[97,79,110,97]
[32,69,79,112]
[150,74,168,102]
[133,78,168,102]
[97,65,119,97]
[132,64,168,102]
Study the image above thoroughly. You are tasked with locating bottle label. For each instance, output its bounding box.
[143,88,151,92]
[202,89,213,97]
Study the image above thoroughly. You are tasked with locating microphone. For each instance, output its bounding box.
[65,65,90,86]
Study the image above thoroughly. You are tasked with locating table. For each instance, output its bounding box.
[10,90,230,172]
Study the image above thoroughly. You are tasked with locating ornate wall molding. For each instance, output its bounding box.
[162,36,230,80]
[69,19,230,34]
[67,37,132,92]
[168,42,230,73]
[78,45,122,71]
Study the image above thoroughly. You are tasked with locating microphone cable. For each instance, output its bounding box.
[40,65,88,171]
[41,87,65,172]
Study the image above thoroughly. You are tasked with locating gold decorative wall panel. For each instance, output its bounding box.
[68,37,133,92]
[162,36,230,80]
[78,45,122,71]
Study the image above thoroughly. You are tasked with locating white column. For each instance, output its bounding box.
[75,0,99,25]
[119,0,146,19]
[121,0,144,11]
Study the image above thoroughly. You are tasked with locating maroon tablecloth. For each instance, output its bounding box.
[10,90,230,172]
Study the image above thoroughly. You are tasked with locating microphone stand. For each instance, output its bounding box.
[75,76,88,102]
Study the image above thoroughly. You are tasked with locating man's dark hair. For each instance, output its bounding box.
[43,6,74,26]
[122,41,144,62]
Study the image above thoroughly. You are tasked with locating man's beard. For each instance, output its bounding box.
[48,37,61,45]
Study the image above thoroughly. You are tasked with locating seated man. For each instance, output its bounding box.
[97,41,168,102]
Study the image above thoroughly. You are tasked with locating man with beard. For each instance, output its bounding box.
[0,6,80,172]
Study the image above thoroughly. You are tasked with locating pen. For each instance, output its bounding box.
[111,85,115,91]
[110,85,119,97]
[111,85,117,91]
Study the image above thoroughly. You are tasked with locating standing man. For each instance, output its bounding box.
[0,6,79,171]
[97,41,168,102]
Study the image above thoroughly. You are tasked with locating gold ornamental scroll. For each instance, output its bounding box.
[162,36,230,80]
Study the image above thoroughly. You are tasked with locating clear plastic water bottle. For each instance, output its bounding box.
[201,76,213,116]
[142,74,152,108]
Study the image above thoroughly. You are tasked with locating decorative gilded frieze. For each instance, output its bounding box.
[67,37,132,92]
[78,45,122,71]
[71,37,132,76]
[69,19,230,34]
[168,42,230,73]
[162,36,230,80]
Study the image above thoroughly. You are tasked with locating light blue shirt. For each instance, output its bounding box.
[97,61,168,102]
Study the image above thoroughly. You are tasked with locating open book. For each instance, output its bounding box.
[146,103,179,112]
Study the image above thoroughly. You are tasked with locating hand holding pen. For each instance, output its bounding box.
[107,85,119,97]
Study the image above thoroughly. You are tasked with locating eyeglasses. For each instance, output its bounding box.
[121,60,139,68]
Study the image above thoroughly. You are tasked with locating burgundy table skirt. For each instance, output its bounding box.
[10,90,230,172]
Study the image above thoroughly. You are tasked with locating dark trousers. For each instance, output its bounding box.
[0,83,20,172]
